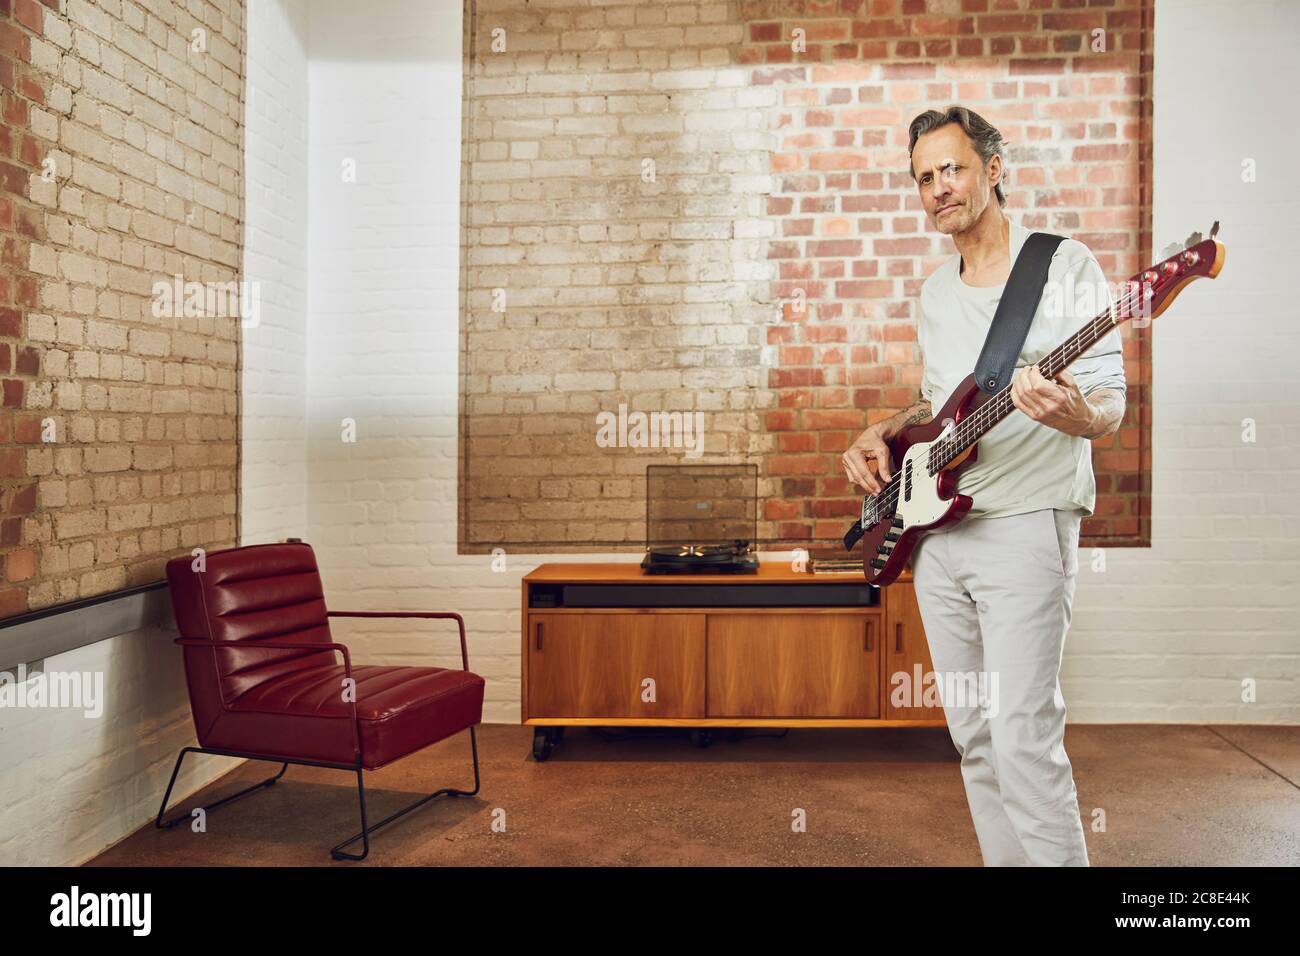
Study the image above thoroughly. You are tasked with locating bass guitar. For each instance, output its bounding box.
[843,223,1226,585]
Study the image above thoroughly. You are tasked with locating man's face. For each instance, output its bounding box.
[910,124,999,236]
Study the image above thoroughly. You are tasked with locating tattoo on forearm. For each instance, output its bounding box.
[902,402,931,427]
[1081,389,1125,439]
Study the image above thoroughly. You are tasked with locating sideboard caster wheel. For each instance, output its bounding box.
[532,728,554,761]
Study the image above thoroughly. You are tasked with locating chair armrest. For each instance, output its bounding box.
[174,637,353,676]
[326,611,469,671]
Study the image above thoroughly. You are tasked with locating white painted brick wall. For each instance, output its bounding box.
[242,0,309,543]
[0,627,242,866]
[1061,0,1299,723]
[302,0,526,720]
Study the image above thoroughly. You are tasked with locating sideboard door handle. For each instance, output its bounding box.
[536,622,543,651]
[864,620,874,652]
[895,623,903,654]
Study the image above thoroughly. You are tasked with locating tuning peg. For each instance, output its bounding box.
[1158,240,1181,259]
[1210,220,1220,239]
[1183,230,1203,248]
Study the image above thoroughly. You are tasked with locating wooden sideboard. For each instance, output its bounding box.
[521,563,945,760]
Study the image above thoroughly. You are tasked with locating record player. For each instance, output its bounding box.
[641,539,759,575]
[640,464,759,575]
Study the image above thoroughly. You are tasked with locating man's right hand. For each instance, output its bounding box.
[842,424,894,496]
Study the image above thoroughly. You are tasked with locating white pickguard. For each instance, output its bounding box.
[860,421,960,569]
[892,436,953,526]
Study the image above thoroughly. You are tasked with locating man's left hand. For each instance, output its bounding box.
[1010,366,1095,437]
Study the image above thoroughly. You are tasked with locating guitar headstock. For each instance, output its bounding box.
[1119,221,1226,326]
[1118,221,1226,326]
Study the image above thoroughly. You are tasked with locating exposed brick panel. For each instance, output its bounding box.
[0,0,245,616]
[460,0,1153,553]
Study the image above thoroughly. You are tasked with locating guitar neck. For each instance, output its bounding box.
[928,307,1121,473]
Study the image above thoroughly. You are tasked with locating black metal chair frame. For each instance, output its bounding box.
[154,611,480,861]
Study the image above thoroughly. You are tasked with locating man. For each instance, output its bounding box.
[841,106,1127,866]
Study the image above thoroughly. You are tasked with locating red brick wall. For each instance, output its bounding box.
[750,0,1153,550]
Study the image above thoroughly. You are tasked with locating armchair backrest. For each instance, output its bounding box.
[166,542,336,740]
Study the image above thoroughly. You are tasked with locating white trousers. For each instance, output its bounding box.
[910,507,1090,866]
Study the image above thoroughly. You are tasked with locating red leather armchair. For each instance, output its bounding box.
[155,541,484,860]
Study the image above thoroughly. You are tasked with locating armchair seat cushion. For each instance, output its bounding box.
[202,664,485,770]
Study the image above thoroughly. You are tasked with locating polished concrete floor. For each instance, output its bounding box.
[87,724,1300,866]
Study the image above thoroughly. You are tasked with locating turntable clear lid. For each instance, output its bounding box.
[644,464,757,552]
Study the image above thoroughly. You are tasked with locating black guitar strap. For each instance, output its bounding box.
[972,231,1066,396]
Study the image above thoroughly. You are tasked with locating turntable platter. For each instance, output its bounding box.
[641,540,758,575]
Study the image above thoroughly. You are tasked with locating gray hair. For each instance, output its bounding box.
[907,106,1008,207]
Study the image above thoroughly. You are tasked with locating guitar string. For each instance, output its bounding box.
[856,277,1155,529]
